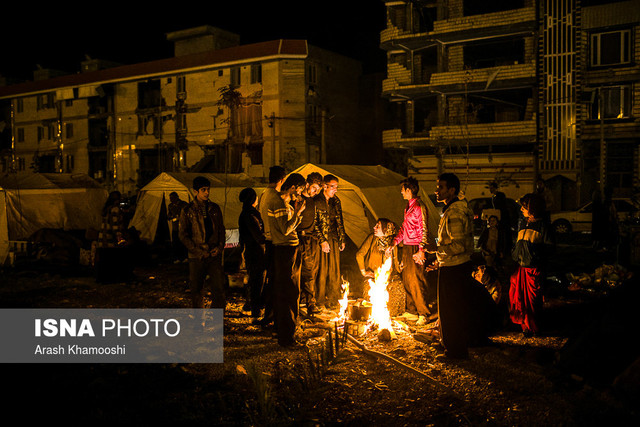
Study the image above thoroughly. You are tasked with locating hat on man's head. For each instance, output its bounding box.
[193,176,210,191]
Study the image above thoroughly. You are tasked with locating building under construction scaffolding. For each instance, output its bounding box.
[380,0,640,209]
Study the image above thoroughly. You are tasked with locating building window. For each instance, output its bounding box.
[591,30,631,67]
[230,67,241,87]
[308,64,317,84]
[65,99,73,107]
[177,75,186,94]
[37,93,54,110]
[138,80,163,109]
[17,128,24,142]
[47,123,56,140]
[16,98,23,113]
[37,126,44,142]
[590,85,631,120]
[251,64,262,84]
[309,104,319,124]
[65,123,74,139]
[65,154,74,173]
[607,142,634,189]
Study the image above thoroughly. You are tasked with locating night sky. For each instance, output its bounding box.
[1,2,387,82]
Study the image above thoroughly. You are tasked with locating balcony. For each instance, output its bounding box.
[382,129,430,149]
[432,7,536,44]
[429,63,536,93]
[380,1,438,51]
[429,120,536,144]
[383,63,535,98]
[582,121,640,140]
[380,25,437,51]
[584,65,640,86]
[383,120,537,149]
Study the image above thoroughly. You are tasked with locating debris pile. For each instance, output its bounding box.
[566,264,634,293]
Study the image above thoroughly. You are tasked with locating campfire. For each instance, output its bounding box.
[333,256,399,340]
[366,256,394,331]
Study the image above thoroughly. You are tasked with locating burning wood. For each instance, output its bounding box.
[367,257,394,332]
[332,256,402,341]
[331,280,350,322]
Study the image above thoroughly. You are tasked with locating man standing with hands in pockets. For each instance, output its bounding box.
[179,176,226,312]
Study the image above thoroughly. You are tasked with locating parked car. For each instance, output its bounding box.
[467,197,521,236]
[549,198,640,234]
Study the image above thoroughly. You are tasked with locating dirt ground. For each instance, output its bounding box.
[1,240,640,426]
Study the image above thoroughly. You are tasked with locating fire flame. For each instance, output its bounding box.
[367,256,394,331]
[334,281,350,321]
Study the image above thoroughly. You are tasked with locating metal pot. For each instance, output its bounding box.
[347,302,372,321]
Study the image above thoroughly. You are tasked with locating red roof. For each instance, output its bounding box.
[0,39,308,98]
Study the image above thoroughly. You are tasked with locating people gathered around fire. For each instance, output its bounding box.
[89,165,574,354]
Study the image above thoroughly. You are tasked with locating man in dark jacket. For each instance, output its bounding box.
[297,172,323,315]
[313,174,346,309]
[179,176,226,311]
[238,187,265,321]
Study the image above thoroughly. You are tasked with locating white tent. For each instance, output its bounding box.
[129,172,267,247]
[0,173,108,264]
[291,164,441,247]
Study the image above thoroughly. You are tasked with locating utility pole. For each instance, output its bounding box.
[599,88,606,194]
[321,108,326,163]
[270,112,276,166]
[56,100,63,173]
[10,100,16,173]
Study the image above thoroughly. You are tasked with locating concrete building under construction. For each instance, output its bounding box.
[380,0,640,208]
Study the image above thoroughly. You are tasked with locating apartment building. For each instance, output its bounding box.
[579,0,640,201]
[0,26,365,196]
[381,0,640,208]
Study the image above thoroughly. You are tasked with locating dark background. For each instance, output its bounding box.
[0,1,387,81]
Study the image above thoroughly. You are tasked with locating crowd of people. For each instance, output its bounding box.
[94,166,570,357]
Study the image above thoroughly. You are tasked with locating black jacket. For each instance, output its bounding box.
[179,199,225,259]
[313,194,346,245]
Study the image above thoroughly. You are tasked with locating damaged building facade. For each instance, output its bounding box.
[381,0,640,208]
[0,26,366,196]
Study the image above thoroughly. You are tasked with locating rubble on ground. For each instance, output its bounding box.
[566,263,634,292]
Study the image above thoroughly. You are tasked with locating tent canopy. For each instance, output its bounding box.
[0,173,108,264]
[129,172,267,246]
[291,164,441,247]
[0,172,107,240]
[129,166,442,250]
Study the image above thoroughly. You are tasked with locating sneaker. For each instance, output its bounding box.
[401,312,419,321]
[416,315,427,326]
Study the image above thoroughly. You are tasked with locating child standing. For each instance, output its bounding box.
[509,193,553,337]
